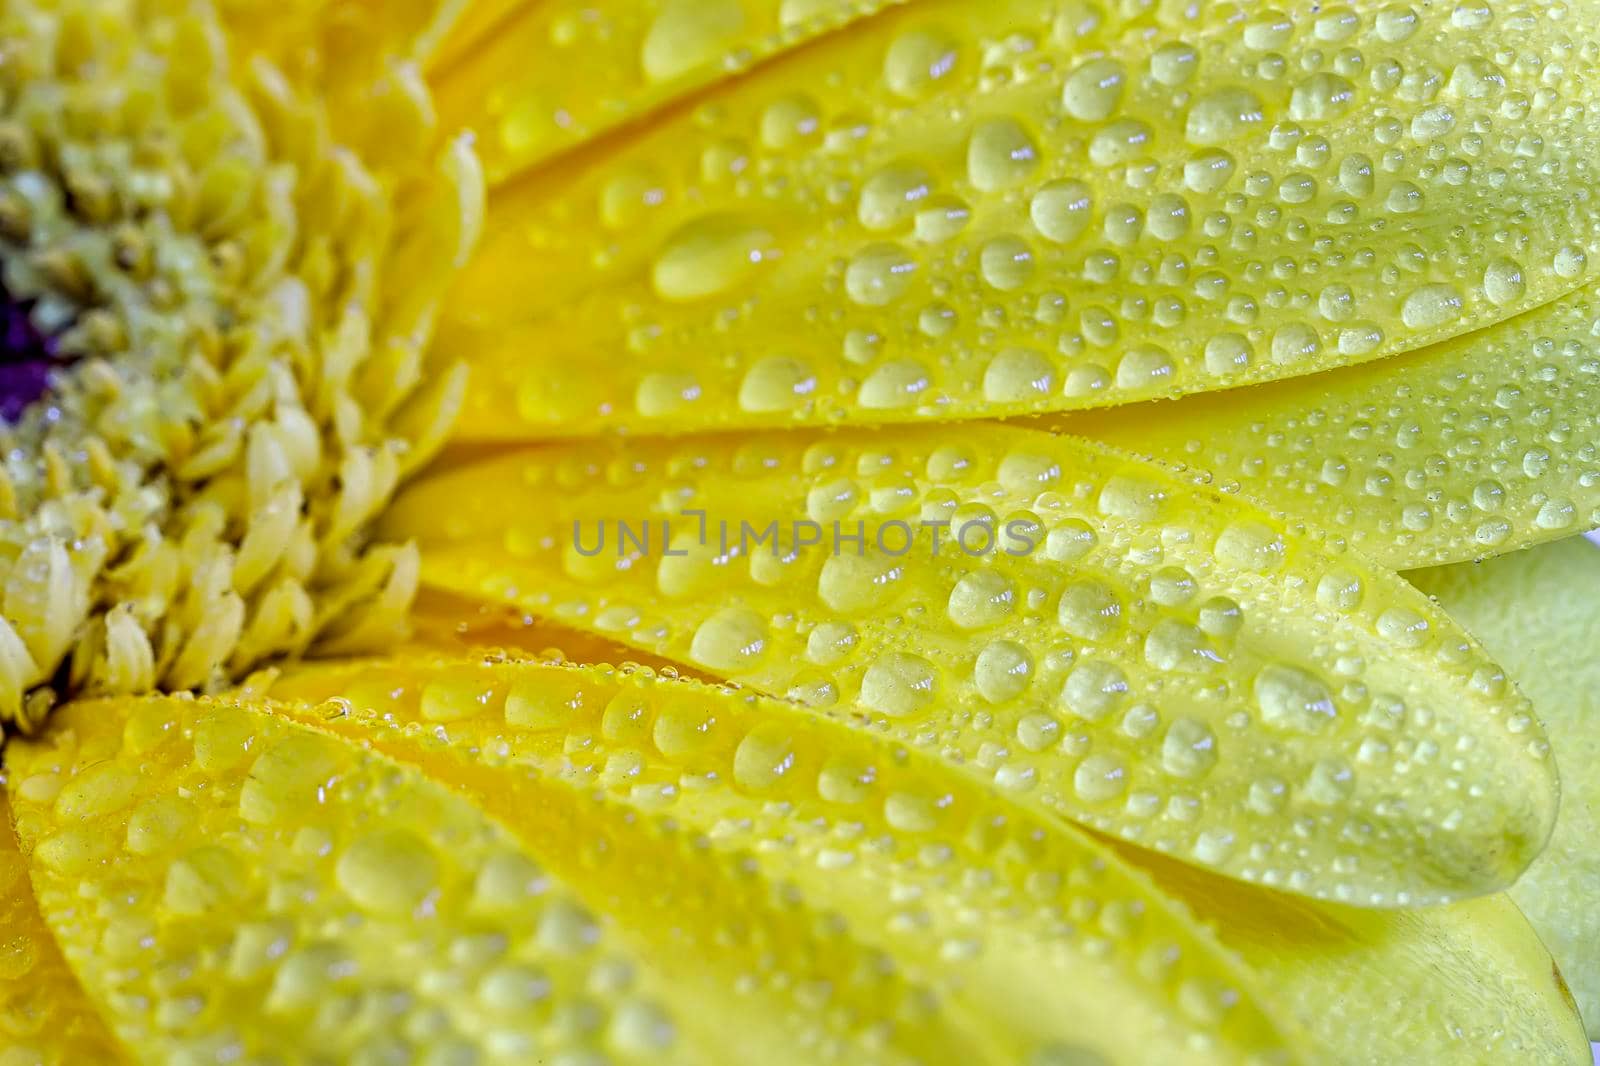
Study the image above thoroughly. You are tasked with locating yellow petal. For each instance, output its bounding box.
[269,654,1589,1064]
[386,427,1556,903]
[440,0,1600,439]
[1411,534,1600,1037]
[1124,845,1589,1063]
[9,689,1296,1063]
[5,694,969,1062]
[1061,283,1600,569]
[432,0,911,181]
[0,795,127,1063]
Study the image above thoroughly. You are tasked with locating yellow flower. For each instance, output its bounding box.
[0,1,1595,1062]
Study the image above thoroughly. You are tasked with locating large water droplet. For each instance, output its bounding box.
[968,117,1041,191]
[1186,88,1265,146]
[652,215,776,302]
[641,0,744,83]
[1400,284,1465,330]
[1061,58,1127,122]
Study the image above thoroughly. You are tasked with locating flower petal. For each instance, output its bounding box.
[269,655,1590,1063]
[1411,534,1600,1037]
[1061,284,1600,568]
[9,693,1035,1063]
[269,655,1306,1063]
[1123,845,1589,1062]
[431,0,914,182]
[438,1,1600,439]
[0,795,126,1063]
[385,427,1556,903]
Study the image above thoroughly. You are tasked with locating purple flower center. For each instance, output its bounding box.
[0,283,61,421]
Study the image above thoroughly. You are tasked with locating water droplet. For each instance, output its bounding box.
[884,26,960,99]
[1161,718,1218,779]
[1375,6,1420,42]
[1311,573,1362,616]
[861,652,938,717]
[1410,104,1456,140]
[1482,258,1526,306]
[1271,323,1322,365]
[1030,180,1094,244]
[1058,581,1122,640]
[1400,284,1464,330]
[1144,620,1220,673]
[975,640,1033,703]
[739,356,816,412]
[1255,664,1337,733]
[1204,333,1252,376]
[652,215,776,302]
[858,359,932,409]
[1060,660,1129,720]
[1376,607,1430,648]
[336,830,439,914]
[1149,42,1199,87]
[1553,244,1587,280]
[733,723,796,791]
[1186,89,1266,146]
[1213,522,1286,572]
[947,570,1017,629]
[1044,520,1098,562]
[641,0,745,83]
[1243,11,1294,50]
[968,117,1041,191]
[635,371,703,417]
[1061,58,1127,122]
[1115,344,1175,390]
[859,161,935,231]
[1088,119,1152,166]
[846,242,917,306]
[689,608,769,671]
[913,194,972,243]
[983,348,1055,403]
[1073,754,1128,803]
[1290,73,1356,121]
[980,235,1035,291]
[760,94,821,150]
[818,550,905,612]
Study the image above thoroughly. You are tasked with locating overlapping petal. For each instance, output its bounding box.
[431,0,914,181]
[269,654,1588,1063]
[0,796,125,1063]
[1062,283,1600,568]
[434,0,1600,440]
[11,693,1001,1062]
[1411,536,1600,1037]
[385,426,1556,904]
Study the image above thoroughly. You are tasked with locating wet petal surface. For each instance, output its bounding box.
[442,0,1600,439]
[386,426,1557,904]
[271,655,1589,1065]
[1411,535,1600,1037]
[1063,283,1600,569]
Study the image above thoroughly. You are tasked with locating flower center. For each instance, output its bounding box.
[0,0,478,737]
[0,280,60,421]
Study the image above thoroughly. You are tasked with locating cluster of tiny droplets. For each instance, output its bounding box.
[441,0,1600,438]
[1075,281,1600,568]
[268,657,1301,1065]
[446,0,904,176]
[386,424,1556,907]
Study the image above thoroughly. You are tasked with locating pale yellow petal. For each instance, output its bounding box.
[1411,535,1600,1037]
[1060,283,1600,568]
